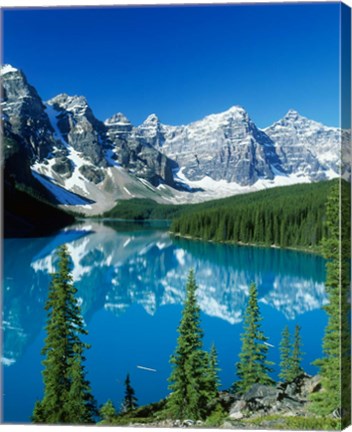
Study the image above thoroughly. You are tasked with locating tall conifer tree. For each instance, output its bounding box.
[279,325,304,382]
[166,269,211,420]
[121,373,138,413]
[235,283,274,394]
[32,245,96,424]
[279,325,292,382]
[291,325,304,378]
[208,343,221,397]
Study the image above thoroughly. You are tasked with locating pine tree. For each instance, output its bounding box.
[166,269,211,420]
[235,283,274,394]
[208,343,221,397]
[279,325,304,382]
[310,182,349,420]
[121,373,138,413]
[291,325,303,378]
[32,245,96,424]
[99,400,117,424]
[279,325,292,382]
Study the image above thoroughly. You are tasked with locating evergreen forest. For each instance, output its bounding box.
[170,180,336,250]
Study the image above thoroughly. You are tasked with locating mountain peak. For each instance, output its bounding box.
[227,105,247,114]
[105,112,131,126]
[204,105,250,125]
[143,113,160,124]
[0,64,20,76]
[47,93,89,114]
[284,109,304,120]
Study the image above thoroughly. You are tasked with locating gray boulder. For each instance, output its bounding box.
[229,375,322,420]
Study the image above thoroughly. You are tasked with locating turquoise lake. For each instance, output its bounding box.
[2,221,328,423]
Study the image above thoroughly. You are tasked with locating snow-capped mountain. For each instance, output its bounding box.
[1,65,178,214]
[264,109,340,180]
[1,64,56,161]
[132,106,342,186]
[1,64,344,215]
[134,106,284,186]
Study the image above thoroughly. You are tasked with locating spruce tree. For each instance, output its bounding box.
[279,325,292,382]
[291,325,303,378]
[235,283,274,394]
[310,182,350,421]
[121,373,138,413]
[166,269,211,420]
[279,325,304,382]
[208,343,221,397]
[99,400,117,424]
[32,245,96,424]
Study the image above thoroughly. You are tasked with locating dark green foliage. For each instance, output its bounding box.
[291,325,304,378]
[310,181,351,424]
[4,179,75,238]
[31,401,45,423]
[279,325,304,382]
[279,326,292,382]
[2,130,76,238]
[340,181,351,428]
[63,345,97,424]
[121,373,138,413]
[110,399,167,425]
[235,283,274,394]
[170,181,335,250]
[208,343,221,397]
[166,269,213,420]
[99,400,117,424]
[33,245,96,424]
[102,198,189,220]
[204,404,228,427]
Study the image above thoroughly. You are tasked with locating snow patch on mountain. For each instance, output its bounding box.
[171,166,312,202]
[32,171,92,206]
[264,110,340,180]
[1,64,19,75]
[31,104,96,202]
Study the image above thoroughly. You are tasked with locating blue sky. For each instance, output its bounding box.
[2,3,340,127]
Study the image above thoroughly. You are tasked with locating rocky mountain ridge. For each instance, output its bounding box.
[1,64,343,215]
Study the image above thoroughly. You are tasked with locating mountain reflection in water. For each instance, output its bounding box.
[3,221,326,366]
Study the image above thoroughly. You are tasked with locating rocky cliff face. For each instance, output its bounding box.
[1,65,56,161]
[1,65,176,191]
[133,106,342,186]
[264,109,340,180]
[105,113,176,187]
[47,93,108,167]
[134,107,285,186]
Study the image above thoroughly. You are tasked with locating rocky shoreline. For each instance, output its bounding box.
[113,374,335,429]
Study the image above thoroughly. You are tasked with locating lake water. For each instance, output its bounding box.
[2,221,327,423]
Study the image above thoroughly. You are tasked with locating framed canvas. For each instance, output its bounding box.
[1,0,351,430]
